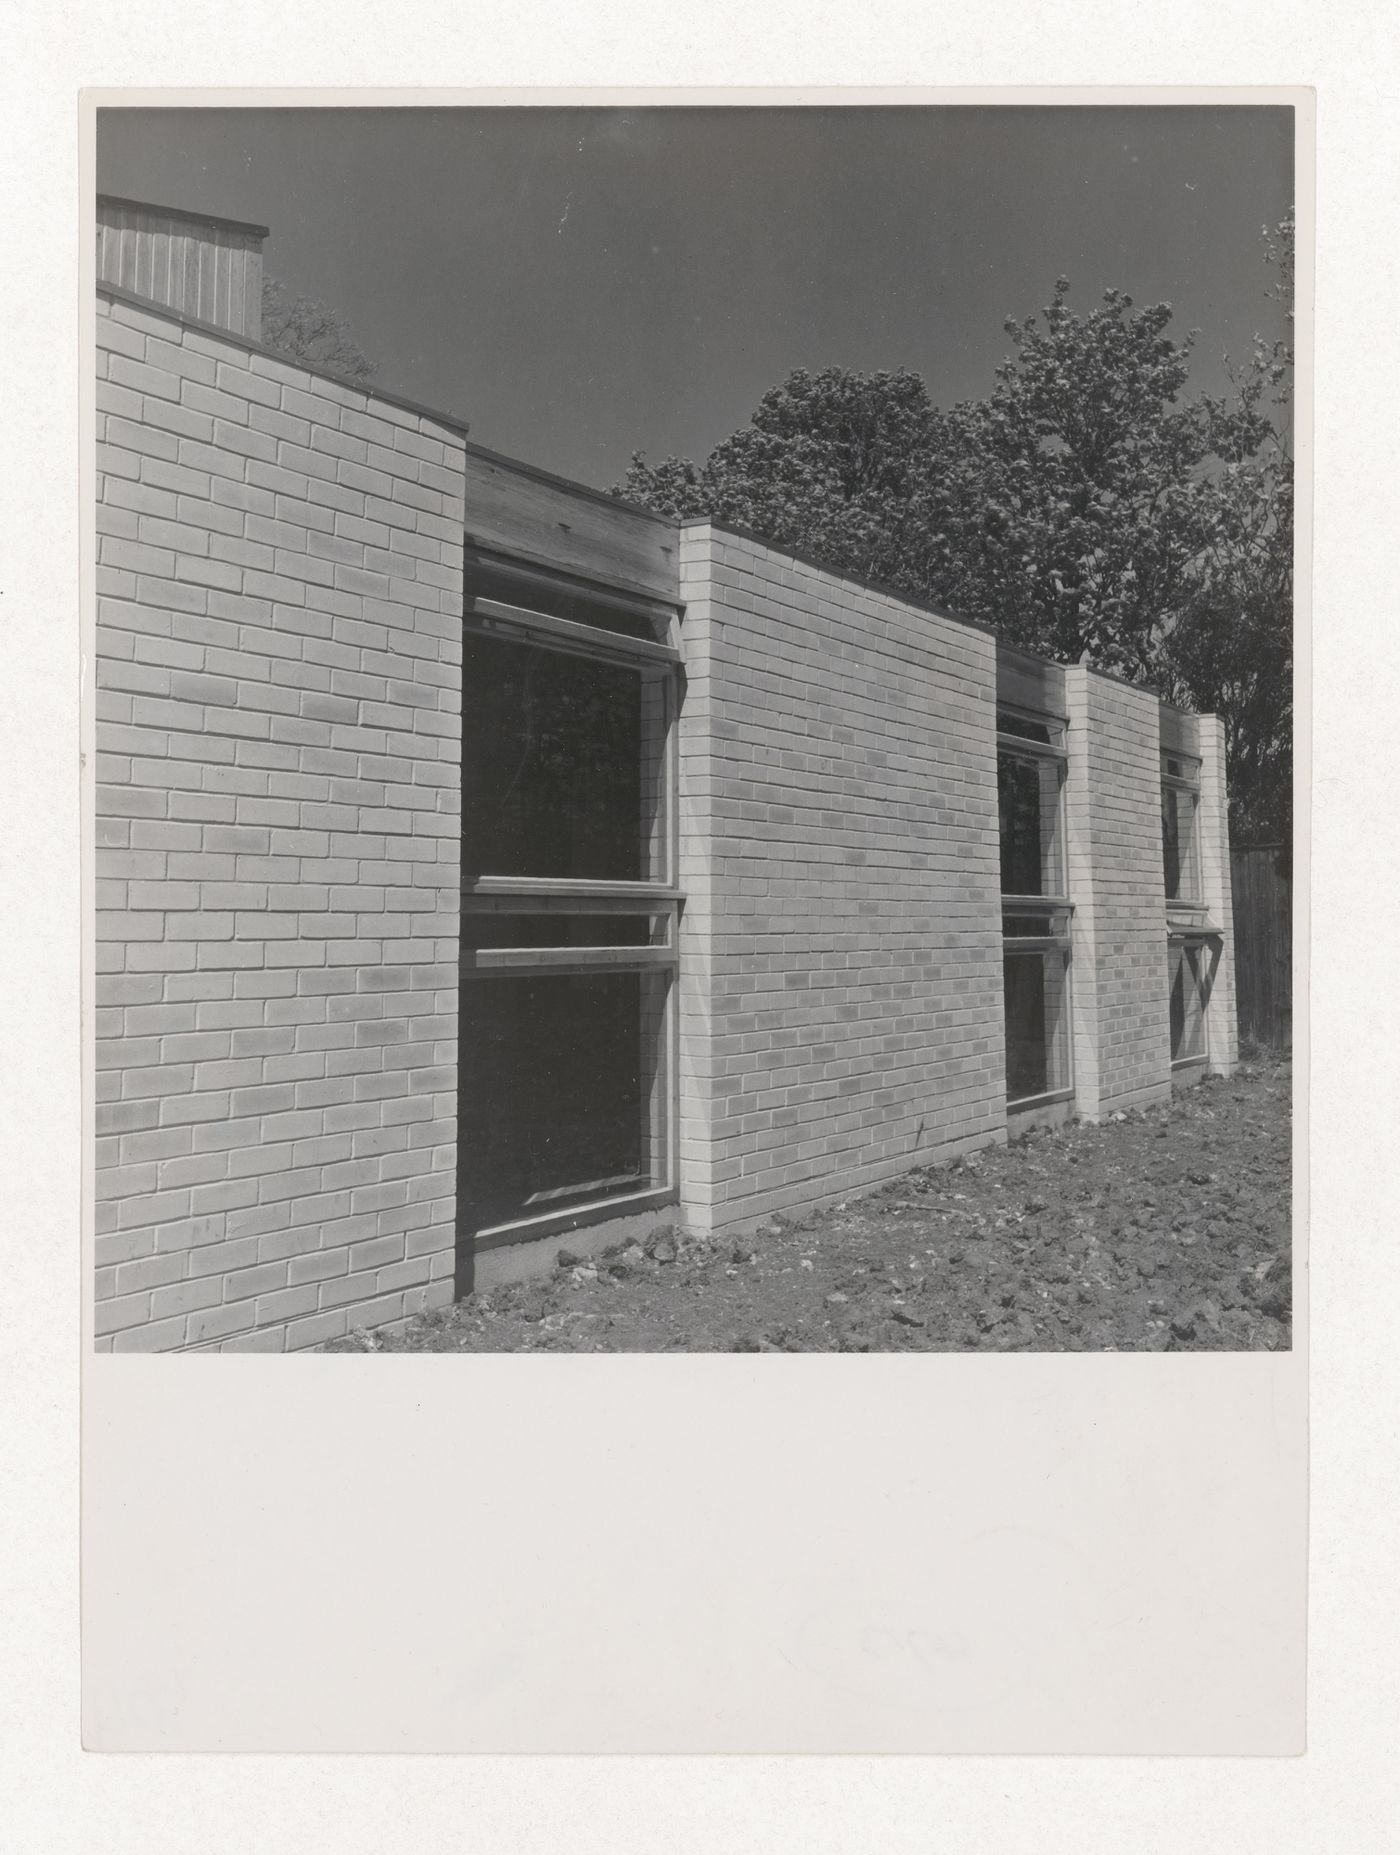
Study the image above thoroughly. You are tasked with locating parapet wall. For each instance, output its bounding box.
[94,290,465,1351]
[675,522,1006,1233]
[1064,667,1174,1116]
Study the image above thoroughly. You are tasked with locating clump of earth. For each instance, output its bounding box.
[324,1058,1292,1355]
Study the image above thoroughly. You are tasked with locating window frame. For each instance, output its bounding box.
[1167,931,1212,1071]
[997,704,1075,1111]
[1161,748,1209,925]
[459,568,684,1249]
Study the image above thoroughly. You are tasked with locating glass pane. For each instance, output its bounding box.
[1170,943,1207,1063]
[462,631,667,882]
[459,970,669,1229]
[1004,950,1071,1104]
[462,913,656,951]
[999,750,1065,896]
[1003,912,1068,939]
[1162,783,1200,902]
[997,710,1057,745]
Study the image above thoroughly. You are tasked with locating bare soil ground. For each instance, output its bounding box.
[326,1057,1292,1355]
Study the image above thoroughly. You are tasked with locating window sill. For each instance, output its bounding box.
[473,1185,679,1253]
[1167,912,1220,939]
[1006,1086,1075,1113]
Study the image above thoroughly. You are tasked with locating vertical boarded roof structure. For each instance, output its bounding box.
[96,194,268,340]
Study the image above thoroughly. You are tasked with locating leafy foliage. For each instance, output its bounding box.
[931,283,1212,678]
[616,365,953,590]
[617,220,1295,843]
[261,276,377,383]
[1163,212,1294,843]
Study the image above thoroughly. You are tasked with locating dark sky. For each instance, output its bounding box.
[97,105,1294,491]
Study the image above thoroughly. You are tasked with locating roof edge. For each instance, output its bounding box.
[98,193,271,240]
[92,285,1207,728]
[455,441,679,531]
[96,282,677,531]
[681,515,1001,645]
[99,280,475,437]
[679,517,1198,713]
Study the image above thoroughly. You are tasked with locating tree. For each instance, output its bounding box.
[617,365,952,593]
[1163,211,1294,843]
[928,283,1215,677]
[617,227,1295,842]
[260,276,377,383]
[618,292,1216,677]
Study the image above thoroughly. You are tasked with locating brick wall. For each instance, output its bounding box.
[93,292,465,1351]
[1064,667,1172,1116]
[91,291,1239,1333]
[675,523,1006,1233]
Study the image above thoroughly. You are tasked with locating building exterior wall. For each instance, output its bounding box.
[93,290,465,1351]
[1064,666,1173,1118]
[91,284,1240,1348]
[674,528,724,1221]
[674,523,1006,1234]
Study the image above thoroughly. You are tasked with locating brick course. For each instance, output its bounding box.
[94,293,464,1352]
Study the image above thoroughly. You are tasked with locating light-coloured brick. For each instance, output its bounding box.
[674,522,1006,1234]
[96,305,464,1354]
[95,311,1228,1357]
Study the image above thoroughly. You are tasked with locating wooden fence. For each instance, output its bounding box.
[1230,843,1293,1048]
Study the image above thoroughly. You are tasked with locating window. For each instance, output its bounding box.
[459,561,681,1251]
[461,632,668,884]
[1162,746,1215,1068]
[998,707,1073,1108]
[1169,939,1209,1066]
[999,739,1067,900]
[1161,751,1202,907]
[459,968,671,1232]
[1004,944,1073,1102]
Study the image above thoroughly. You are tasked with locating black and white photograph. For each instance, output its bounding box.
[91,101,1295,1357]
[10,0,1400,1808]
[4,0,1394,1809]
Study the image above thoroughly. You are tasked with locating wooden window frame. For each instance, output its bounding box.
[998,707,1075,1110]
[1003,943,1076,1111]
[1162,748,1206,915]
[1168,931,1213,1071]
[996,701,1069,751]
[460,577,683,1247]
